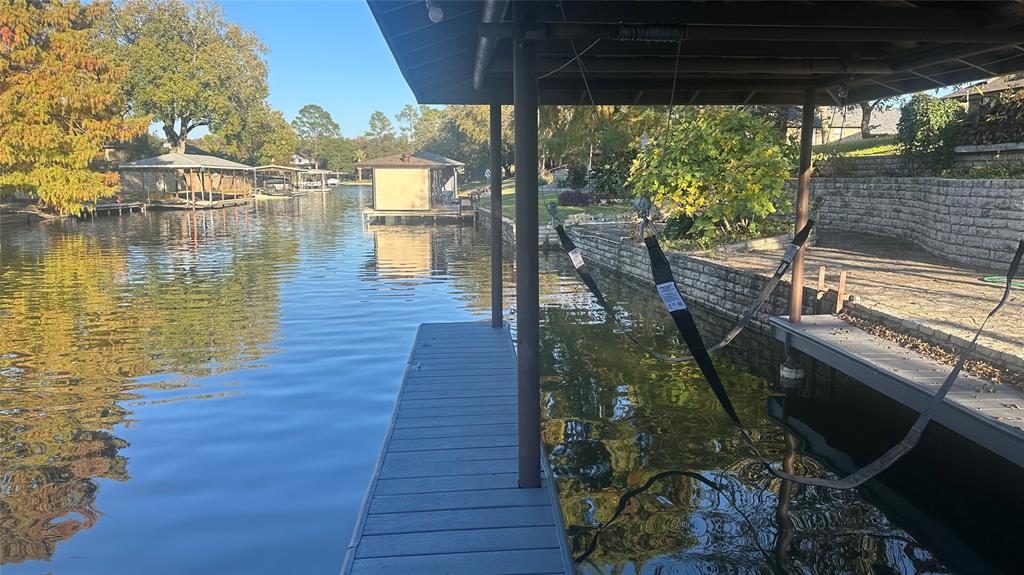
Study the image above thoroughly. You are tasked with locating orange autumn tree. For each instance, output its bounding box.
[0,0,146,215]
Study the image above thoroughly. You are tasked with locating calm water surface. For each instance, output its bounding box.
[0,188,1009,574]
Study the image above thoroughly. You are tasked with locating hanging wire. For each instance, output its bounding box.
[558,2,595,105]
[538,39,600,80]
[666,36,684,132]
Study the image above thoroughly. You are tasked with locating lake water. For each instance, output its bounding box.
[0,187,1016,574]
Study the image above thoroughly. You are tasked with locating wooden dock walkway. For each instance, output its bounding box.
[771,315,1024,468]
[342,322,573,575]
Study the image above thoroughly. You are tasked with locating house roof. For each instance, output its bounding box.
[944,76,1024,99]
[366,1,1024,106]
[119,153,253,170]
[357,151,466,168]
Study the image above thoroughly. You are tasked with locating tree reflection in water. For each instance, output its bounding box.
[0,201,332,564]
[537,262,949,574]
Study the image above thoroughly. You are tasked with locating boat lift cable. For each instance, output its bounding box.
[548,202,814,364]
[641,225,1024,490]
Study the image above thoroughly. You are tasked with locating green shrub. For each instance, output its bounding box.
[896,93,963,173]
[813,149,857,177]
[557,189,592,207]
[564,161,588,192]
[954,89,1024,146]
[944,161,1024,179]
[538,171,553,186]
[627,107,791,244]
[590,149,636,200]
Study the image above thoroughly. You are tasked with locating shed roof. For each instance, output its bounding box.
[119,153,253,170]
[357,151,466,168]
[255,164,304,172]
[367,1,1024,106]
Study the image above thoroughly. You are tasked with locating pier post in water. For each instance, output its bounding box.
[783,86,817,383]
[513,4,540,489]
[489,100,503,328]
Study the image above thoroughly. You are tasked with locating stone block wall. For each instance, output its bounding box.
[475,205,517,250]
[952,143,1024,169]
[566,224,829,338]
[814,155,909,178]
[801,178,1024,270]
[475,205,624,250]
[815,143,1024,176]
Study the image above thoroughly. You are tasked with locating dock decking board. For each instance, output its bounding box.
[342,322,573,575]
[771,315,1024,468]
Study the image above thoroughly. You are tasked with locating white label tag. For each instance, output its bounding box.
[656,281,687,312]
[568,248,585,269]
[782,243,800,263]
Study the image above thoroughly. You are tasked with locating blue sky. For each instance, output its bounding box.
[221,0,418,136]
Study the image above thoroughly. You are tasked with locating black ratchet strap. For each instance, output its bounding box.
[644,234,746,427]
[554,220,814,364]
[553,224,611,312]
[645,235,1024,489]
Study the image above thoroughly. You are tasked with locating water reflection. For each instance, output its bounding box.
[0,192,1006,573]
[537,257,952,574]
[0,199,330,565]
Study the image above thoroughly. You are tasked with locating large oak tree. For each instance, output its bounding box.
[111,0,268,153]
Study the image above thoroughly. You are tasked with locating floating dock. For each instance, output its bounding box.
[342,322,572,575]
[363,207,473,224]
[93,202,147,216]
[771,315,1024,468]
[149,197,252,210]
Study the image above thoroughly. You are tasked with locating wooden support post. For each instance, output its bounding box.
[836,270,849,314]
[782,87,816,376]
[490,101,503,328]
[788,86,816,325]
[816,265,827,300]
[514,5,541,489]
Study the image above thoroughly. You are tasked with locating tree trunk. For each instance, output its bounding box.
[163,122,185,153]
[860,101,876,138]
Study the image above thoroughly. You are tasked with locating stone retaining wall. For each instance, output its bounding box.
[798,178,1024,270]
[815,155,909,178]
[567,223,1022,375]
[474,205,518,250]
[566,224,831,338]
[953,142,1024,169]
[816,144,1024,177]
[475,205,627,250]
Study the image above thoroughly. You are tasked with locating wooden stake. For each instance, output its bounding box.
[816,265,827,300]
[836,270,848,314]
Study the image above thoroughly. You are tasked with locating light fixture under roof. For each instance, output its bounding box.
[426,0,443,23]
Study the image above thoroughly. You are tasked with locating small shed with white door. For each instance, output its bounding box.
[357,152,465,215]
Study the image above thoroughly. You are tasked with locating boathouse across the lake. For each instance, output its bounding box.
[118,153,254,209]
[358,152,469,222]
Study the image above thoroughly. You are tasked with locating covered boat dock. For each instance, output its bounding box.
[347,2,1024,573]
[118,152,254,209]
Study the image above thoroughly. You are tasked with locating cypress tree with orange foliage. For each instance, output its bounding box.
[0,0,146,215]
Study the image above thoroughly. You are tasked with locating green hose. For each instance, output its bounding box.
[981,275,1024,289]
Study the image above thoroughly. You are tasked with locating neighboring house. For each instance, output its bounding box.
[291,154,316,169]
[944,76,1024,112]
